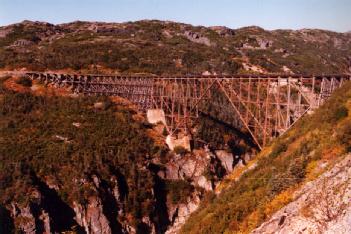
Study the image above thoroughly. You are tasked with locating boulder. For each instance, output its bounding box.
[215,150,234,172]
[184,31,212,46]
[194,175,213,191]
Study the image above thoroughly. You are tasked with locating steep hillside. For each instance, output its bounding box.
[181,81,351,233]
[0,20,350,75]
[252,153,351,233]
[0,75,166,233]
[1,19,351,234]
[0,74,257,233]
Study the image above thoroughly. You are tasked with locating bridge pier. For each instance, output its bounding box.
[166,134,192,152]
[147,109,192,151]
[146,109,167,125]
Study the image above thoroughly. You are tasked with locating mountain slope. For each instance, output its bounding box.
[0,75,175,233]
[181,81,351,233]
[252,153,351,233]
[1,20,351,234]
[0,74,257,233]
[0,20,350,75]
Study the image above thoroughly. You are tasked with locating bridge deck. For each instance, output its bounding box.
[26,72,351,79]
[25,72,351,149]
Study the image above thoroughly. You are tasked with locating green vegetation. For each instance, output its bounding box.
[0,21,242,75]
[1,19,351,233]
[1,20,349,74]
[0,78,161,231]
[166,180,195,204]
[181,82,351,233]
[0,24,40,47]
[173,146,188,155]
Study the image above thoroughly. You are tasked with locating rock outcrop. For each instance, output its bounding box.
[166,192,202,234]
[183,31,212,46]
[163,149,228,190]
[11,204,37,234]
[73,198,111,234]
[252,154,351,234]
[12,39,34,47]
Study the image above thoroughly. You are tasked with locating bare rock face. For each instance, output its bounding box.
[194,175,213,191]
[39,210,51,234]
[73,196,112,234]
[110,176,124,217]
[12,39,34,47]
[71,174,138,234]
[147,109,167,125]
[183,31,212,46]
[257,38,273,49]
[252,154,351,234]
[164,148,236,191]
[142,216,156,234]
[164,151,210,185]
[298,29,331,43]
[9,188,53,234]
[11,204,37,234]
[166,192,202,234]
[215,150,234,172]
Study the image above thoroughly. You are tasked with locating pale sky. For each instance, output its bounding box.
[0,0,350,32]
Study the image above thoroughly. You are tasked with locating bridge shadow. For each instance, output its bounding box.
[197,111,259,150]
[195,112,259,176]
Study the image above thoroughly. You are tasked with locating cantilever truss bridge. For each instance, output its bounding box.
[26,72,351,149]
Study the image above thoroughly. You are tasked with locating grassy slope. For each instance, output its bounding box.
[181,82,351,233]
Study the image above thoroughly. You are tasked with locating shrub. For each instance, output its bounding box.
[173,146,188,155]
[166,180,194,204]
[162,127,168,136]
[336,120,351,152]
[334,106,348,121]
[269,141,288,158]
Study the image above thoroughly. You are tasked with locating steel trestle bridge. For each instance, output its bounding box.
[26,72,351,149]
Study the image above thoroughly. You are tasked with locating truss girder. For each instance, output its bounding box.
[26,72,351,149]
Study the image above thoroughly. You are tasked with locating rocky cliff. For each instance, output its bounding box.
[0,74,255,233]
